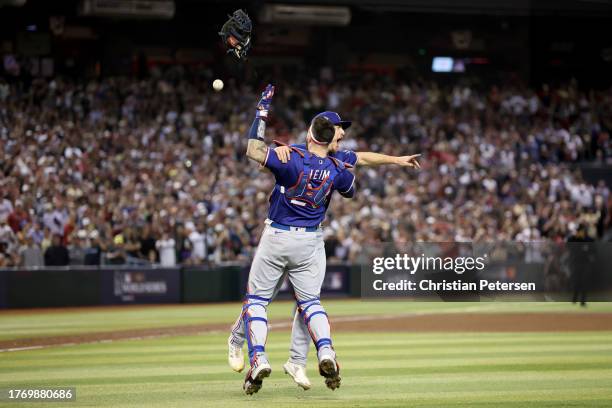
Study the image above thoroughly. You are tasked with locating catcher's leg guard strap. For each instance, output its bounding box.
[297,298,332,351]
[315,338,332,350]
[246,294,271,302]
[305,310,328,325]
[231,296,269,346]
[297,296,320,305]
[251,345,265,354]
[243,297,270,362]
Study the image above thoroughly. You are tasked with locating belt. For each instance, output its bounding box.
[269,221,319,232]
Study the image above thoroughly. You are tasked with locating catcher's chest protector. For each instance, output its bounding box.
[282,151,345,208]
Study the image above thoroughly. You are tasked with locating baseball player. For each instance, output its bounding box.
[229,102,421,390]
[237,83,357,395]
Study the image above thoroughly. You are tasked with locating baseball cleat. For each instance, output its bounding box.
[318,356,341,390]
[227,336,245,372]
[283,361,311,390]
[243,362,272,395]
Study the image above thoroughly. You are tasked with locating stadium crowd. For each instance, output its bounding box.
[0,72,611,267]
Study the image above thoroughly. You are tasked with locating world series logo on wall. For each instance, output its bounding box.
[113,271,168,299]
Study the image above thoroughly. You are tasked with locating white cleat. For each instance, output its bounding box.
[283,361,311,390]
[227,336,245,372]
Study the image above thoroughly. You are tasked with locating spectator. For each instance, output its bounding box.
[188,221,207,264]
[0,242,19,266]
[25,221,44,246]
[0,74,610,266]
[156,231,176,267]
[0,218,16,255]
[42,204,67,237]
[175,223,192,264]
[123,227,142,263]
[106,234,127,265]
[40,228,53,253]
[7,200,30,233]
[84,230,103,265]
[44,234,69,266]
[0,194,13,222]
[139,224,158,263]
[68,230,88,265]
[19,235,44,267]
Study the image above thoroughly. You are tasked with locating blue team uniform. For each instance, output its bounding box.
[237,96,348,393]
[263,145,356,227]
[291,144,358,166]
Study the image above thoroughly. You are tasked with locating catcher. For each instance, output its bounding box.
[229,116,421,390]
[237,84,356,394]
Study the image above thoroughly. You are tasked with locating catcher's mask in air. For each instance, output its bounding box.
[219,9,252,60]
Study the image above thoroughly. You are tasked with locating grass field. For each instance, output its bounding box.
[1,301,612,407]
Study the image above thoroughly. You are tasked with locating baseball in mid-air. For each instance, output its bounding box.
[213,79,224,91]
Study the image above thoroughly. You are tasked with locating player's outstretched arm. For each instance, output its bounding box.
[245,84,275,164]
[273,146,420,169]
[356,152,421,168]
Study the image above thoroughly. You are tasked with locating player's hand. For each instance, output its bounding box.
[256,84,275,120]
[394,154,421,169]
[274,146,292,163]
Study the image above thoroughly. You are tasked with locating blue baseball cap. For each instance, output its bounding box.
[313,111,352,130]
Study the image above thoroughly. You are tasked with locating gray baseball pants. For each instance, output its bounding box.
[230,223,333,367]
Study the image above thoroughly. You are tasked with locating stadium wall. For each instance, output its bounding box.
[1,256,611,308]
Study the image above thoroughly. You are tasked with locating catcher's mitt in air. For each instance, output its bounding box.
[219,9,252,60]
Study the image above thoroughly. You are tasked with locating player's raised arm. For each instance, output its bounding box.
[245,84,275,164]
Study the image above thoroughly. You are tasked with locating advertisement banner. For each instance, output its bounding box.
[101,268,181,305]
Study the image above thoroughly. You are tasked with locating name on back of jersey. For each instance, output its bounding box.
[309,169,330,180]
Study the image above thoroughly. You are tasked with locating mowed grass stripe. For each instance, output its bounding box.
[4,330,611,355]
[4,330,612,358]
[5,338,612,361]
[6,344,612,372]
[64,367,610,385]
[0,333,612,408]
[5,359,612,383]
[3,331,612,364]
[6,341,612,362]
[5,328,612,351]
[0,300,446,340]
[3,380,609,408]
[4,343,612,373]
[2,301,612,341]
[5,356,612,379]
[1,386,610,408]
[1,303,611,407]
